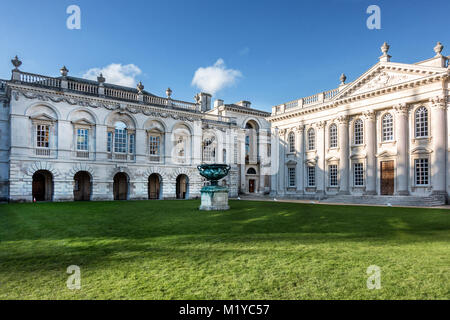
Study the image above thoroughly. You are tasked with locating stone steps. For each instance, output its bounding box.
[320,195,446,207]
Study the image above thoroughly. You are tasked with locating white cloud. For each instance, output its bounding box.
[82,63,142,87]
[191,59,242,95]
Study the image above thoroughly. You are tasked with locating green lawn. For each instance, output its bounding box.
[0,200,448,300]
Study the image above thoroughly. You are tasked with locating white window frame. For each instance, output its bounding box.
[354,119,364,145]
[415,106,429,138]
[414,158,429,186]
[329,164,338,187]
[329,124,338,149]
[288,132,295,153]
[288,167,296,187]
[381,113,394,142]
[307,128,315,151]
[353,162,364,187]
[307,166,316,187]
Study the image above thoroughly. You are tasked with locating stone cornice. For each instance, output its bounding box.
[268,70,448,122]
[8,84,240,124]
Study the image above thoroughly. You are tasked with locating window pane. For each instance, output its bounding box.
[415,158,429,185]
[354,163,364,186]
[382,114,393,141]
[354,119,363,145]
[288,167,296,187]
[76,128,89,151]
[329,164,338,186]
[415,107,428,137]
[36,124,50,148]
[114,128,127,153]
[308,166,315,187]
[329,125,337,148]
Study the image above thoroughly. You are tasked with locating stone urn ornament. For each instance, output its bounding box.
[197,164,231,211]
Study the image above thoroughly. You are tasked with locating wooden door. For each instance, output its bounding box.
[114,173,128,200]
[249,179,255,193]
[148,174,160,199]
[380,161,394,195]
[74,172,91,201]
[32,173,46,201]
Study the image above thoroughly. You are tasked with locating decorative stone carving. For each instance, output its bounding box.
[363,110,376,121]
[394,103,409,115]
[166,87,172,98]
[97,73,105,84]
[340,73,347,84]
[430,95,446,109]
[11,56,22,70]
[381,42,390,55]
[60,66,69,77]
[137,81,144,93]
[434,42,443,56]
[337,115,349,125]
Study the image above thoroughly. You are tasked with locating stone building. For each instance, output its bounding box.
[269,42,449,206]
[0,58,270,202]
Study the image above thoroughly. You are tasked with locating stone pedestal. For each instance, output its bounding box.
[199,185,229,211]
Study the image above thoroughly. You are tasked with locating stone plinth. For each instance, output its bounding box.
[199,185,229,211]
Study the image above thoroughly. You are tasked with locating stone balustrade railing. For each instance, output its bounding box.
[10,70,202,112]
[20,72,62,88]
[203,113,237,125]
[274,86,341,114]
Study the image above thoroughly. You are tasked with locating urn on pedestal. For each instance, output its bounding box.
[197,164,231,211]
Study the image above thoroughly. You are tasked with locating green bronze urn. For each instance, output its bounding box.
[197,164,231,211]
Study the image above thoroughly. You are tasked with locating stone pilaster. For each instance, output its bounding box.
[363,110,377,194]
[337,115,349,194]
[278,128,286,194]
[430,96,447,195]
[295,124,304,193]
[394,103,409,195]
[316,121,326,195]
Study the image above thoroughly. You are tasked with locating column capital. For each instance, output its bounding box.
[429,95,447,110]
[316,121,326,129]
[337,114,349,125]
[295,124,305,133]
[278,128,286,136]
[362,110,376,121]
[394,103,409,115]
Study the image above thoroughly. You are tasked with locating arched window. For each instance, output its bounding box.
[247,168,257,174]
[288,132,295,153]
[202,135,216,163]
[354,119,364,145]
[415,107,428,137]
[382,113,393,141]
[307,128,315,151]
[329,124,337,148]
[114,122,127,153]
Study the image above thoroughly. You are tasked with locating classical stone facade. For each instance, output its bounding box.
[0,58,270,202]
[269,42,449,205]
[1,42,448,206]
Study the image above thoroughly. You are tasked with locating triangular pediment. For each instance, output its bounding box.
[334,62,444,100]
[72,118,95,125]
[29,113,57,122]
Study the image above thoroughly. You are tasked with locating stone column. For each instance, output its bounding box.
[295,124,304,194]
[394,103,409,195]
[270,128,279,196]
[430,96,447,195]
[363,110,377,194]
[337,115,349,194]
[278,129,286,195]
[316,121,326,195]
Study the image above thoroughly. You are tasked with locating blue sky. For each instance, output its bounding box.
[0,0,448,111]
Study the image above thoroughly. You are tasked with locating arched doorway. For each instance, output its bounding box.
[148,174,161,200]
[32,170,53,201]
[113,172,129,200]
[176,174,189,199]
[74,171,91,201]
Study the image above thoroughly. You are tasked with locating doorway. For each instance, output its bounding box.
[176,174,188,199]
[113,172,129,200]
[249,179,255,193]
[74,171,91,201]
[380,161,394,195]
[148,174,161,199]
[32,170,53,201]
